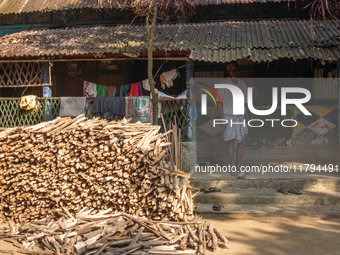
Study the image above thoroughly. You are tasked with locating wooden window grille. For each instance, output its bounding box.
[0,62,52,88]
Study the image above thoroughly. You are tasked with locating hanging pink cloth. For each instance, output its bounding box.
[138,82,143,96]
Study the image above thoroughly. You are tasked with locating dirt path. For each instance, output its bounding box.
[204,215,340,255]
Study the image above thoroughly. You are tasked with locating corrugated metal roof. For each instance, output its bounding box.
[190,46,340,62]
[0,0,294,14]
[0,0,100,14]
[0,20,339,62]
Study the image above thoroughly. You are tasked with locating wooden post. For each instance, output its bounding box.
[186,61,197,175]
[338,59,340,176]
[43,63,52,121]
[186,61,195,141]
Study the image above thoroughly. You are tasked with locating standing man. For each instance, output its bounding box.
[216,61,249,179]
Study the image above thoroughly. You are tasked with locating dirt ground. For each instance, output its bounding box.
[0,215,340,255]
[204,215,340,255]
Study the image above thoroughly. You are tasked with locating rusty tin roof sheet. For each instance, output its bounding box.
[0,0,293,14]
[0,19,339,62]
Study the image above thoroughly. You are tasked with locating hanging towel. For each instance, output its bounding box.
[123,84,131,96]
[92,97,125,118]
[160,74,166,90]
[115,85,124,97]
[92,97,106,114]
[96,84,106,97]
[142,79,151,91]
[125,96,153,123]
[129,83,139,97]
[105,86,117,97]
[109,97,125,116]
[138,82,143,96]
[59,97,86,117]
[83,81,97,97]
[162,69,178,88]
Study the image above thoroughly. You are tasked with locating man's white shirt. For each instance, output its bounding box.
[216,77,247,116]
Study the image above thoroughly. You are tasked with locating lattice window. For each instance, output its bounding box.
[160,99,194,141]
[0,62,51,87]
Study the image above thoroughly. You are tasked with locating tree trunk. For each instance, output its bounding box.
[146,5,159,125]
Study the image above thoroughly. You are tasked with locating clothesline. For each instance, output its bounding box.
[83,80,148,98]
[82,63,190,98]
[66,63,190,85]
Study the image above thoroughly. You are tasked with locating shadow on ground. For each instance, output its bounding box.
[203,215,340,255]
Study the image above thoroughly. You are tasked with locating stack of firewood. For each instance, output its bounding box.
[0,209,230,254]
[0,115,199,223]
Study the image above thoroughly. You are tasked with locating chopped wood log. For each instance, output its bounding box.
[186,225,200,244]
[0,250,68,255]
[148,250,196,254]
[213,226,229,244]
[0,116,230,254]
[0,212,229,255]
[0,116,194,222]
[217,241,230,249]
[208,224,218,251]
[179,228,189,250]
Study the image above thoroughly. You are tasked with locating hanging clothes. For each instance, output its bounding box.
[138,82,143,96]
[160,69,178,89]
[160,74,167,90]
[83,81,97,97]
[129,83,139,97]
[96,84,106,97]
[125,96,153,123]
[123,84,131,96]
[59,97,86,117]
[143,90,150,96]
[115,85,124,97]
[142,79,151,91]
[105,86,117,97]
[92,97,125,119]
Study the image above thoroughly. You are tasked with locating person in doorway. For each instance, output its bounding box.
[216,61,249,179]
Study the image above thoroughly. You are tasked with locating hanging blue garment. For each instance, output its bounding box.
[123,84,131,96]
